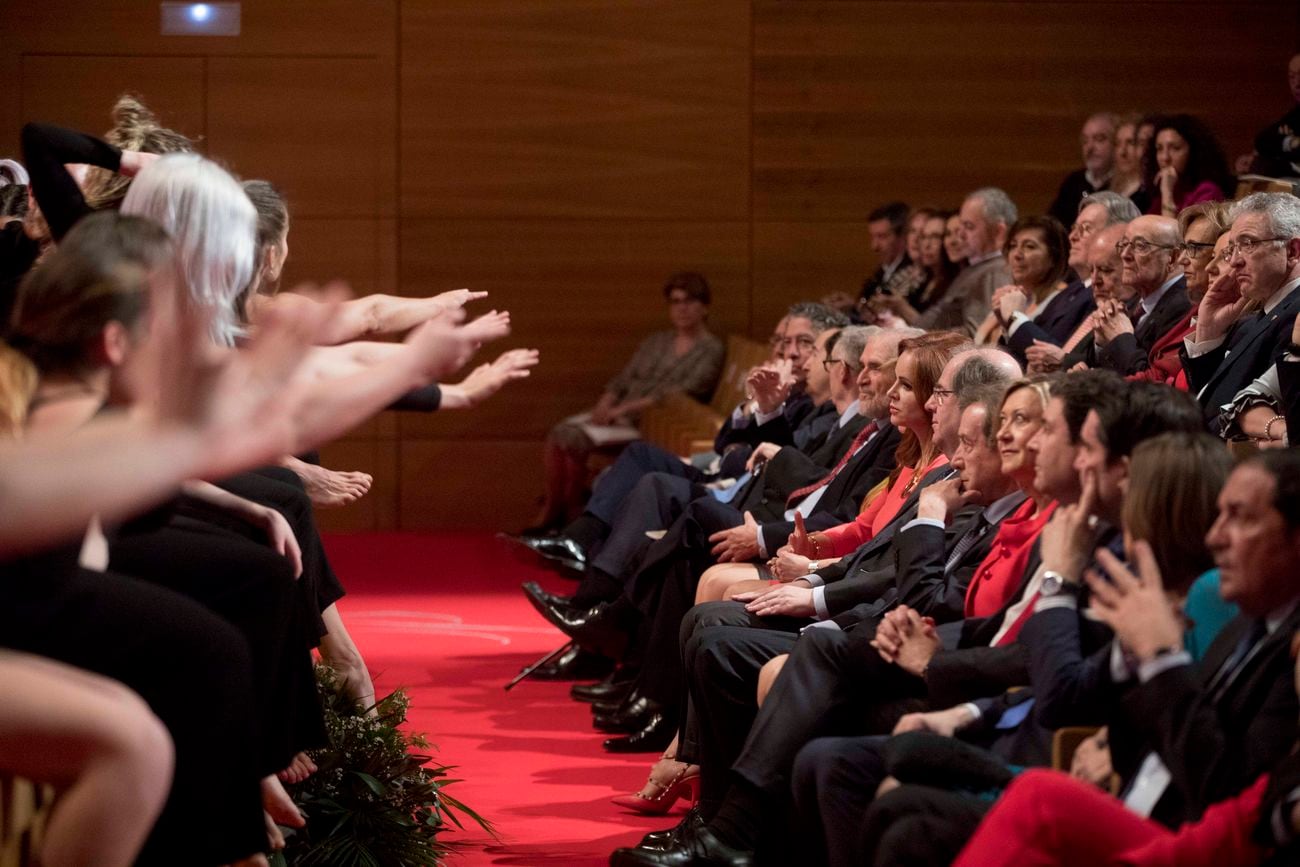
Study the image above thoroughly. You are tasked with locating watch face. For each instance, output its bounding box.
[1041,573,1062,596]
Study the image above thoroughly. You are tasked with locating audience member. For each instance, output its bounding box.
[1048,113,1117,228]
[975,215,1072,346]
[858,201,925,305]
[915,188,1017,334]
[1145,114,1232,217]
[1111,114,1151,212]
[1092,215,1189,374]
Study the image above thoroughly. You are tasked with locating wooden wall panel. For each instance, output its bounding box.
[19,55,207,146]
[396,218,751,443]
[398,440,542,530]
[753,1,1299,224]
[399,0,751,219]
[751,221,873,334]
[206,58,396,218]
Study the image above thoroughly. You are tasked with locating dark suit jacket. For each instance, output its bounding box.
[1097,276,1191,375]
[1113,604,1300,827]
[714,390,815,456]
[751,422,901,552]
[1003,279,1096,361]
[1183,282,1300,418]
[832,500,1015,629]
[733,409,868,519]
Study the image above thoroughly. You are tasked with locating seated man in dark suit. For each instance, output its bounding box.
[1093,215,1190,376]
[1184,192,1300,420]
[1056,223,1135,372]
[1047,112,1118,229]
[857,201,921,305]
[1005,191,1138,367]
[514,302,847,572]
[606,372,1107,867]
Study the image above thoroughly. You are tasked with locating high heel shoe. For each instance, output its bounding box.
[610,760,700,815]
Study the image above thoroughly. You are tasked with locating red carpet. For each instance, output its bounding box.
[321,531,680,866]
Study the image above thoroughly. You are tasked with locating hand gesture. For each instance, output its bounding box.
[1195,266,1250,343]
[456,347,540,406]
[742,583,816,618]
[872,606,940,677]
[1025,339,1065,374]
[1156,165,1179,206]
[768,546,812,583]
[892,704,975,738]
[997,286,1030,322]
[1093,300,1134,347]
[917,477,976,522]
[1069,728,1114,788]
[788,512,816,557]
[708,512,762,562]
[746,442,782,472]
[1085,541,1184,664]
[431,288,489,312]
[1038,468,1098,581]
[746,365,792,415]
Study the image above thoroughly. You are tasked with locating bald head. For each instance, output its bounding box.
[1088,222,1129,302]
[1121,215,1183,297]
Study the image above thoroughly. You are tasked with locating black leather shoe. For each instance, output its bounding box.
[524,643,614,681]
[593,696,661,733]
[521,534,589,570]
[571,669,635,703]
[603,711,676,753]
[522,580,576,620]
[544,601,630,659]
[639,806,704,851]
[609,824,754,866]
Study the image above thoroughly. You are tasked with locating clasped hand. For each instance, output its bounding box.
[871,605,941,676]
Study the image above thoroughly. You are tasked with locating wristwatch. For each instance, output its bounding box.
[1040,570,1079,597]
[807,561,820,574]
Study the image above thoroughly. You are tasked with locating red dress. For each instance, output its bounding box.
[817,454,949,557]
[963,498,1055,619]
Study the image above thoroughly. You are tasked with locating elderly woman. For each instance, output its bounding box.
[532,272,725,531]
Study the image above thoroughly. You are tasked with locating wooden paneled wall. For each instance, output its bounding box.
[2,1,1297,530]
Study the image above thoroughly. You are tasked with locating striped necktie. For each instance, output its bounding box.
[785,422,878,507]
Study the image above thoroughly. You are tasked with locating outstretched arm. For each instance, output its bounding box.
[255,287,489,345]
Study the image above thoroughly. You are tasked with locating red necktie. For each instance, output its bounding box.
[786,422,879,507]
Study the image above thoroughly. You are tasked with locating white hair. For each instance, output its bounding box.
[120,153,255,344]
[968,187,1018,228]
[1229,192,1300,241]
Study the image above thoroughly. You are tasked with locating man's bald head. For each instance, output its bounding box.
[1120,215,1183,297]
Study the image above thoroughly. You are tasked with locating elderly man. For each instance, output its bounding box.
[1004,191,1138,364]
[1184,192,1300,416]
[1093,214,1189,375]
[1049,222,1131,372]
[918,188,1017,335]
[1048,113,1118,228]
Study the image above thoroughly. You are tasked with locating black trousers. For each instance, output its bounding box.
[221,466,347,640]
[861,783,991,866]
[586,441,706,526]
[111,513,326,774]
[0,551,265,866]
[792,734,891,867]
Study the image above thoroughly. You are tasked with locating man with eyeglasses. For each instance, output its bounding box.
[1093,215,1189,376]
[1182,192,1300,419]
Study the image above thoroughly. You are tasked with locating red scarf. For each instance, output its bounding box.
[963,498,1056,618]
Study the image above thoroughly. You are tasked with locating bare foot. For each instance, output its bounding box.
[276,751,318,785]
[261,775,305,829]
[264,810,286,850]
[295,462,373,507]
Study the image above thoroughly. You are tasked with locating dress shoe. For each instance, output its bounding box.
[522,580,576,620]
[611,761,699,815]
[571,669,635,703]
[519,533,589,571]
[604,712,677,753]
[591,682,642,716]
[544,601,630,659]
[594,696,661,733]
[523,643,614,681]
[638,806,704,850]
[609,824,754,866]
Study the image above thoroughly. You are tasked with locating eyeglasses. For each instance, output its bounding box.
[930,386,956,404]
[1222,235,1290,261]
[822,357,845,371]
[1115,238,1178,256]
[770,336,817,351]
[1179,241,1217,256]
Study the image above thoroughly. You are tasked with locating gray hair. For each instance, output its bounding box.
[964,382,1010,448]
[834,325,874,374]
[955,355,1016,408]
[1080,190,1140,225]
[121,153,257,345]
[788,301,850,334]
[968,187,1018,228]
[1229,192,1300,241]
